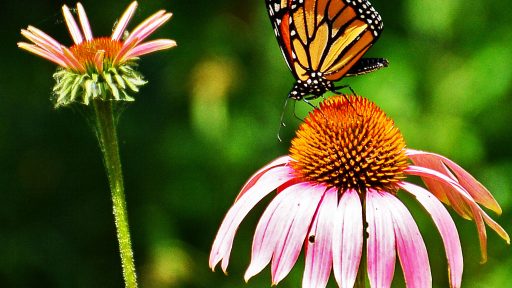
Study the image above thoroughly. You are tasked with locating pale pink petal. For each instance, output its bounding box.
[244,186,293,281]
[384,193,432,288]
[271,184,326,285]
[62,4,83,44]
[400,182,463,288]
[76,3,93,41]
[244,182,311,280]
[124,11,171,48]
[244,183,324,284]
[303,187,337,288]
[111,1,138,41]
[17,42,68,67]
[209,165,295,272]
[366,189,396,288]
[333,189,363,288]
[122,39,176,60]
[25,26,63,52]
[407,149,501,214]
[237,156,292,200]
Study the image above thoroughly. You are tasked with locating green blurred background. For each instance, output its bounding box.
[1,0,511,287]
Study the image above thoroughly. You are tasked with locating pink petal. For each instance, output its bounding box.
[384,193,432,288]
[407,165,475,219]
[61,47,85,71]
[271,184,326,285]
[76,3,93,41]
[237,156,292,200]
[332,189,363,288]
[122,39,176,59]
[400,182,463,288]
[366,189,396,288]
[209,165,295,272]
[17,43,68,67]
[25,26,63,52]
[303,187,337,288]
[407,149,501,214]
[406,165,510,262]
[62,4,83,44]
[124,11,171,48]
[20,29,73,69]
[244,183,325,284]
[111,1,138,41]
[94,50,105,74]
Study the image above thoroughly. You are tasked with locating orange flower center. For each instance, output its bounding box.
[70,37,123,69]
[290,95,408,193]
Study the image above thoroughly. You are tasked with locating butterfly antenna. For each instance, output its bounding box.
[277,97,291,142]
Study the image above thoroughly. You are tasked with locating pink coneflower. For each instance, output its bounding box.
[18,1,176,107]
[209,95,509,288]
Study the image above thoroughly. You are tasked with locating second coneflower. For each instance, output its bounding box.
[210,95,509,288]
[18,2,176,288]
[18,1,176,107]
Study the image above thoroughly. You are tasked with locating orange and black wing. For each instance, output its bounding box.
[265,0,296,76]
[266,0,384,82]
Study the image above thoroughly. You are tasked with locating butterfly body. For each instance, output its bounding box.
[266,0,387,100]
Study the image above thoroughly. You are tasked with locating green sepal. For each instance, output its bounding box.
[52,62,146,108]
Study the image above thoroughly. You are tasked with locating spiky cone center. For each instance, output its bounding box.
[70,37,123,73]
[290,95,408,193]
[53,37,146,108]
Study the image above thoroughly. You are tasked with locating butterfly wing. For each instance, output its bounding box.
[345,57,389,76]
[265,0,297,77]
[267,0,384,83]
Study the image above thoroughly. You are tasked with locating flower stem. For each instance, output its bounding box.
[93,100,138,288]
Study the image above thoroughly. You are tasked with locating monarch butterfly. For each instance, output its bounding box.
[266,0,388,100]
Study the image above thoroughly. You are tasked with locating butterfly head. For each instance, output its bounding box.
[288,72,334,100]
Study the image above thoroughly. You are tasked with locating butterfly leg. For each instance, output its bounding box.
[332,85,362,116]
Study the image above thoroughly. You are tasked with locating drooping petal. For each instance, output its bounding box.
[62,4,83,44]
[17,43,68,67]
[112,1,138,41]
[406,165,510,262]
[209,165,295,272]
[400,182,463,288]
[244,183,324,284]
[384,193,432,288]
[406,149,501,214]
[366,189,396,288]
[303,187,337,288]
[333,189,363,288]
[237,156,292,200]
[76,3,93,41]
[271,184,326,284]
[122,39,177,60]
[407,165,476,218]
